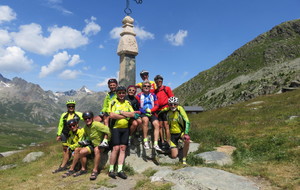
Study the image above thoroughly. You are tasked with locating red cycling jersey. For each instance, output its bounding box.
[155,85,174,111]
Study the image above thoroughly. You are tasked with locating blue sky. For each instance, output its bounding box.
[0,0,299,92]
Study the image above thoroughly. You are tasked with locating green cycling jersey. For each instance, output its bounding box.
[57,111,83,136]
[101,92,117,113]
[166,105,190,134]
[84,121,111,147]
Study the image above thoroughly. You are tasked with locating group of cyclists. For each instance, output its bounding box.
[52,70,191,181]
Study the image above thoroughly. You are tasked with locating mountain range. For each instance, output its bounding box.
[0,74,106,125]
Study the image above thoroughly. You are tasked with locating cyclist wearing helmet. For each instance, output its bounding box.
[53,119,84,174]
[135,80,162,152]
[56,100,82,172]
[108,86,136,179]
[99,78,118,126]
[154,75,174,150]
[166,97,190,165]
[63,111,111,180]
[135,70,156,93]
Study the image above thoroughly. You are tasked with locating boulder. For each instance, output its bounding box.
[151,167,260,190]
[22,152,44,163]
[196,151,233,166]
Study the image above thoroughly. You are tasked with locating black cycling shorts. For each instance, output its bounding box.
[171,133,182,147]
[157,111,168,121]
[111,128,129,146]
[140,114,158,122]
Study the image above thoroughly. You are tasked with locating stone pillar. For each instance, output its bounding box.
[117,16,138,87]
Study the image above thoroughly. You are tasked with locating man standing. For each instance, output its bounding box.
[55,100,82,173]
[108,86,135,179]
[98,78,118,126]
[154,75,174,149]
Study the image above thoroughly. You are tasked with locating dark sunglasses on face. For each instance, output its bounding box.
[128,89,136,92]
[84,117,92,121]
[68,106,75,108]
[69,124,77,128]
[169,103,178,106]
[143,85,151,88]
[118,92,126,94]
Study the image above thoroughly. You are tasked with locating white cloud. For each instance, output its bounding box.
[165,30,188,46]
[11,23,89,55]
[97,79,108,87]
[101,66,106,71]
[110,26,154,40]
[0,46,33,73]
[97,72,119,88]
[46,0,73,15]
[0,30,11,45]
[110,27,123,39]
[59,69,81,79]
[0,6,17,24]
[99,44,104,48]
[39,51,70,78]
[134,26,154,40]
[68,54,82,67]
[83,16,101,36]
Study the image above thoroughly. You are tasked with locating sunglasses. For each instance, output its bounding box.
[69,124,77,128]
[83,117,92,121]
[169,103,178,106]
[143,85,151,88]
[118,92,126,94]
[128,89,136,92]
[67,106,75,108]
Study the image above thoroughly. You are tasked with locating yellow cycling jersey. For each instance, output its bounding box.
[167,105,190,134]
[66,128,84,150]
[109,99,134,129]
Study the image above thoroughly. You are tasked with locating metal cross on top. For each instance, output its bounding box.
[124,0,143,15]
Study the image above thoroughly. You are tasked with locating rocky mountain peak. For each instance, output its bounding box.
[0,74,11,83]
[78,86,93,94]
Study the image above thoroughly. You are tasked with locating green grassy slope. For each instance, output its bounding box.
[188,89,300,189]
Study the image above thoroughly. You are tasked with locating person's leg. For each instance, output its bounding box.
[109,145,120,171]
[152,120,160,143]
[163,121,171,144]
[61,146,70,167]
[92,146,101,173]
[141,116,149,139]
[130,120,138,137]
[159,120,165,143]
[78,147,90,171]
[118,145,126,170]
[182,138,190,165]
[171,148,179,159]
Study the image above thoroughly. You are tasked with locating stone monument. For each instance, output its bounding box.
[117,16,138,87]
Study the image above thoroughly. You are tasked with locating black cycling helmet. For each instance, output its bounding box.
[82,111,94,119]
[154,75,163,81]
[107,78,118,85]
[116,86,126,92]
[67,119,78,127]
[140,70,149,77]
